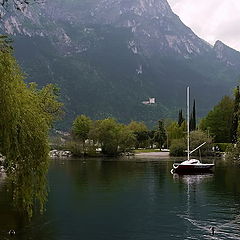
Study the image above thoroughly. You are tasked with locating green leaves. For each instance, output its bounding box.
[0,36,63,217]
[199,96,234,143]
[170,130,212,157]
[71,117,138,156]
[72,115,92,142]
[93,118,122,156]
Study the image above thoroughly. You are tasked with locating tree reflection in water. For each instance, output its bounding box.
[0,159,49,219]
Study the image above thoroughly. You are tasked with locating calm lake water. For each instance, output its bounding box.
[1,157,240,240]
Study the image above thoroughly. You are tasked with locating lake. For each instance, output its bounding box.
[1,157,240,240]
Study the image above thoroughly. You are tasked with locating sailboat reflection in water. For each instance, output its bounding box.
[172,172,214,185]
[171,87,214,174]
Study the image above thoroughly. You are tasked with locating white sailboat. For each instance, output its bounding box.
[172,87,214,173]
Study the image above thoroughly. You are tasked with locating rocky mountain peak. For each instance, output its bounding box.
[85,0,211,57]
[0,0,219,58]
[214,40,240,67]
[213,40,226,54]
[82,0,173,27]
[213,40,238,53]
[110,0,172,17]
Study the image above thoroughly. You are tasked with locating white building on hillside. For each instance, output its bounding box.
[142,98,156,105]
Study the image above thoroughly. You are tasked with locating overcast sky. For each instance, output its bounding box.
[167,0,240,51]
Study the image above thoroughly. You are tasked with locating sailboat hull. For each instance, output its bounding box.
[172,163,214,173]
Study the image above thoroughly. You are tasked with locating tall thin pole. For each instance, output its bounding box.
[187,86,190,161]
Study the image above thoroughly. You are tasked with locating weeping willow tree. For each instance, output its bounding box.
[0,36,62,217]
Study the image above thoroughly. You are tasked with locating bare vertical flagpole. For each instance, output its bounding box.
[187,86,190,161]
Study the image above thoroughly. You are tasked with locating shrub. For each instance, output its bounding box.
[170,139,186,157]
[64,141,84,157]
[190,130,213,156]
[215,143,232,152]
[225,143,240,165]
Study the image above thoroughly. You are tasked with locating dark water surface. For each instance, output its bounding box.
[1,158,240,240]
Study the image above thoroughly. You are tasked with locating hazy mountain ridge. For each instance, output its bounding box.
[1,0,240,128]
[2,0,239,60]
[1,0,214,57]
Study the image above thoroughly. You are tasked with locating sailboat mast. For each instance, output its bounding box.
[187,87,190,161]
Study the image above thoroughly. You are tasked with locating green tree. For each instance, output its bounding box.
[226,142,240,164]
[170,139,186,157]
[178,109,184,127]
[0,36,62,217]
[154,120,167,149]
[190,130,213,156]
[170,130,212,157]
[127,121,148,132]
[134,131,150,148]
[93,118,121,156]
[199,96,234,143]
[88,119,136,155]
[148,130,156,148]
[127,121,149,148]
[118,126,136,152]
[166,121,186,145]
[72,115,92,154]
[190,100,196,131]
[29,83,63,125]
[231,86,240,143]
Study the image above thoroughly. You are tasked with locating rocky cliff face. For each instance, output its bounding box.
[2,0,239,60]
[214,40,240,68]
[1,0,212,57]
[1,0,240,127]
[76,0,212,57]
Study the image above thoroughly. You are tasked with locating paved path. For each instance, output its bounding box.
[135,152,170,158]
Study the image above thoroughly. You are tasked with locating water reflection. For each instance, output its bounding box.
[172,173,214,185]
[172,172,240,239]
[181,214,240,240]
[1,158,240,240]
[0,159,48,238]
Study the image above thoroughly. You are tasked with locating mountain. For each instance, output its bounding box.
[1,0,240,128]
[2,0,212,57]
[214,40,240,68]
